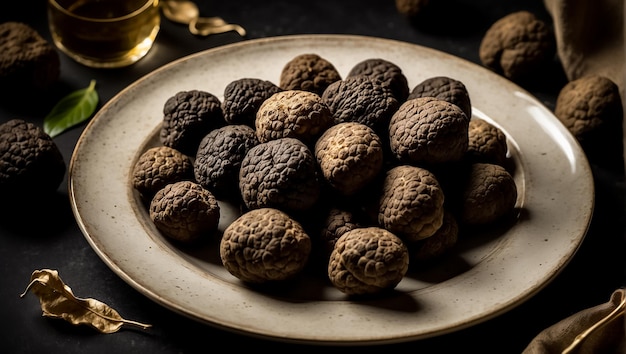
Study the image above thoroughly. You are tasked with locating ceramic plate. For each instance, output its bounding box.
[69,34,594,345]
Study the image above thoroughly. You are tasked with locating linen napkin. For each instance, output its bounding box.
[522,288,625,353]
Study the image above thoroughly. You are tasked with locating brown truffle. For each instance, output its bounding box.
[194,124,258,199]
[554,75,623,146]
[222,78,283,127]
[149,180,220,243]
[389,97,469,165]
[347,58,410,102]
[395,0,431,18]
[407,76,472,119]
[322,75,399,136]
[460,163,518,226]
[318,206,367,260]
[410,210,458,263]
[279,53,341,96]
[466,118,509,166]
[314,122,384,196]
[238,137,320,212]
[328,226,409,296]
[160,90,225,156]
[0,119,66,202]
[255,90,334,145]
[479,11,555,80]
[132,146,194,201]
[220,207,311,283]
[0,22,60,92]
[0,119,65,200]
[378,165,445,242]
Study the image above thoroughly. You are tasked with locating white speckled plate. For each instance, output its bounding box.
[69,34,594,345]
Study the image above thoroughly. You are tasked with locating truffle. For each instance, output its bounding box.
[160,90,225,156]
[314,122,384,196]
[407,76,472,119]
[149,180,220,243]
[322,74,399,137]
[194,124,258,199]
[220,207,311,283]
[479,11,555,80]
[0,119,65,200]
[328,226,409,296]
[378,165,445,242]
[554,75,623,146]
[222,78,283,127]
[389,97,469,165]
[255,90,333,145]
[410,210,458,263]
[279,53,341,96]
[132,146,194,201]
[466,118,509,166]
[0,22,60,92]
[395,0,431,18]
[460,163,518,225]
[347,58,410,102]
[238,137,320,212]
[318,206,367,260]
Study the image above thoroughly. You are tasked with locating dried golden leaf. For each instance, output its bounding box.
[20,269,151,333]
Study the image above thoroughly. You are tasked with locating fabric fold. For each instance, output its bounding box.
[523,288,625,354]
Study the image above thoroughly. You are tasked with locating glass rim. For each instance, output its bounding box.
[48,0,159,22]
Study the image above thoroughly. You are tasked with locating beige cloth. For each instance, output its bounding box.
[523,288,625,353]
[543,0,625,162]
[543,0,624,93]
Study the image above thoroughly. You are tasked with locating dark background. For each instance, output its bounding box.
[1,1,624,353]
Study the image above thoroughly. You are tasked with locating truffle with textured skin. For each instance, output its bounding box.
[328,226,409,295]
[220,207,311,283]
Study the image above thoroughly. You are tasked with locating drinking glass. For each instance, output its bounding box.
[48,0,160,68]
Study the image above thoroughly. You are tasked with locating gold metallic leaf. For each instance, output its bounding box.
[20,269,151,333]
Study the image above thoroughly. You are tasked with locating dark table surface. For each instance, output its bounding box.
[1,1,624,353]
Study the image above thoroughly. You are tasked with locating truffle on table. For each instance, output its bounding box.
[395,0,431,18]
[479,11,555,81]
[555,76,623,146]
[0,22,60,92]
[0,118,66,201]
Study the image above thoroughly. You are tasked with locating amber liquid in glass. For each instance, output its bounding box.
[48,0,160,68]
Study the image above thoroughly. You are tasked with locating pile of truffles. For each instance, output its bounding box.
[132,53,518,296]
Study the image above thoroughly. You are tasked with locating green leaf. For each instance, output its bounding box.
[44,80,99,138]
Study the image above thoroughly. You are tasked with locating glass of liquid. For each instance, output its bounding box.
[48,0,160,68]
